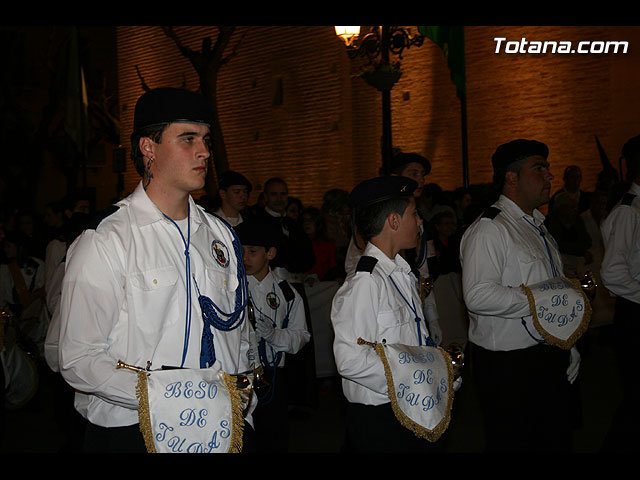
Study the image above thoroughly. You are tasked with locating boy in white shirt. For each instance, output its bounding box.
[235,217,310,453]
[331,176,439,453]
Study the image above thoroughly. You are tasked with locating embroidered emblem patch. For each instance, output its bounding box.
[266,292,280,309]
[211,240,230,268]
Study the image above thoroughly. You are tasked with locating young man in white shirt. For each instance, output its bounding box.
[57,87,255,452]
[215,170,252,227]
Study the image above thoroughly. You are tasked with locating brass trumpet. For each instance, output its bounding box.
[246,299,270,395]
[420,276,434,304]
[446,343,465,380]
[580,271,598,302]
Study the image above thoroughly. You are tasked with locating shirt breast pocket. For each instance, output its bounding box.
[130,266,179,291]
[203,266,238,291]
[194,267,239,313]
[517,247,553,281]
[377,307,407,329]
[129,266,180,331]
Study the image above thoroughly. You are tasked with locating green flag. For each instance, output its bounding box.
[418,26,465,97]
[65,26,89,158]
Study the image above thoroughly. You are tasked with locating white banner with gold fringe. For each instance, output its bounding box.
[135,366,244,453]
[521,277,591,350]
[359,339,454,442]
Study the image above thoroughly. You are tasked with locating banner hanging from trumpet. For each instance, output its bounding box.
[521,277,591,350]
[133,365,244,453]
[359,339,455,442]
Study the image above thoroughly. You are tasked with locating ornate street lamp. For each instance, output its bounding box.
[334,26,360,47]
[335,26,424,172]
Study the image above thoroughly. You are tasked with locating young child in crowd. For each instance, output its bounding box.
[235,218,310,453]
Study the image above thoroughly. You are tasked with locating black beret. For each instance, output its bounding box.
[348,176,418,209]
[218,170,253,192]
[386,152,431,176]
[622,134,640,161]
[235,217,283,249]
[491,139,549,173]
[133,87,214,131]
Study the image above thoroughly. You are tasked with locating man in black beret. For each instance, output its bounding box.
[331,176,441,453]
[383,152,432,198]
[57,87,257,452]
[215,170,253,227]
[460,139,582,452]
[130,87,215,190]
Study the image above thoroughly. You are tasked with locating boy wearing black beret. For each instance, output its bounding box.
[235,218,310,452]
[331,176,439,453]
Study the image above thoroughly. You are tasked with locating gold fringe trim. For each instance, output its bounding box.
[222,371,245,454]
[136,371,157,453]
[357,338,455,443]
[135,371,245,453]
[521,278,591,350]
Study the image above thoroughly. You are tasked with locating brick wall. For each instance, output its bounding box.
[115,26,640,210]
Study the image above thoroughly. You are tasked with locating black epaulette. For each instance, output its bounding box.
[278,280,296,303]
[356,255,378,273]
[621,193,636,206]
[482,207,501,220]
[86,205,119,230]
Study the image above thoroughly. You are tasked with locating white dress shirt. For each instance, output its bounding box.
[248,269,310,368]
[460,195,564,351]
[58,182,254,428]
[600,182,640,304]
[344,232,442,344]
[331,242,433,406]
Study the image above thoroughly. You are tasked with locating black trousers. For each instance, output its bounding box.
[471,343,573,453]
[83,419,257,453]
[83,422,147,453]
[344,401,442,453]
[252,366,289,453]
[602,297,640,452]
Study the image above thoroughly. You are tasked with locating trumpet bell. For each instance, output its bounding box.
[420,276,434,302]
[446,343,465,379]
[253,366,271,397]
[580,271,598,301]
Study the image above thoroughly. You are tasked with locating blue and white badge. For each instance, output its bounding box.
[521,277,591,350]
[211,240,230,268]
[266,292,280,309]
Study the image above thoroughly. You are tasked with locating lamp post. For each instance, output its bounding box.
[335,26,424,173]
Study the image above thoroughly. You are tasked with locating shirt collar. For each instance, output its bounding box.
[363,242,412,277]
[497,194,546,226]
[128,181,205,230]
[248,269,275,291]
[264,206,283,218]
[629,182,640,196]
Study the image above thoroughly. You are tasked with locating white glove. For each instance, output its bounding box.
[423,291,442,346]
[256,318,276,343]
[566,346,581,384]
[453,376,462,392]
